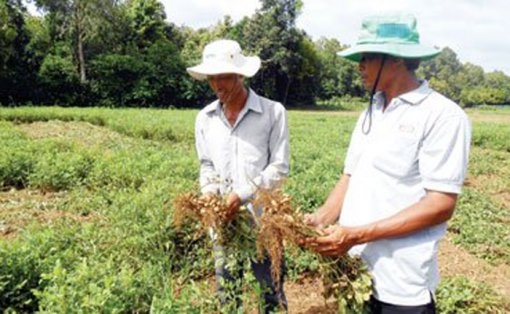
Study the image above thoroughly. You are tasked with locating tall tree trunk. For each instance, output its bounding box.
[283,74,291,106]
[77,31,86,83]
[76,3,86,83]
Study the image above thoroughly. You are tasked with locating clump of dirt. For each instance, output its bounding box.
[285,277,338,314]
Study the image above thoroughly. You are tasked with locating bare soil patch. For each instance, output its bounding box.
[17,120,127,148]
[0,188,99,239]
[465,173,510,208]
[467,111,510,124]
[439,236,510,300]
[286,277,337,313]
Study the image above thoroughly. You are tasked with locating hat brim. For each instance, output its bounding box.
[338,43,440,62]
[186,56,261,80]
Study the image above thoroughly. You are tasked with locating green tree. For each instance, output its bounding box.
[126,0,170,50]
[0,0,35,104]
[33,0,118,83]
[485,71,510,104]
[457,63,485,87]
[38,47,82,105]
[88,53,149,107]
[143,40,187,107]
[24,15,54,103]
[88,40,186,107]
[460,87,506,107]
[291,34,321,104]
[419,47,462,81]
[454,63,486,106]
[177,18,238,105]
[419,47,463,101]
[0,0,18,63]
[242,0,304,105]
[316,37,364,99]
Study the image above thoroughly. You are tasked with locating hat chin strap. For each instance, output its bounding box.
[362,55,387,135]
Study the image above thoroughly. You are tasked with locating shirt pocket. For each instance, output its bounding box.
[372,134,419,179]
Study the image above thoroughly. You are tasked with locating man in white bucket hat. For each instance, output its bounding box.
[305,14,471,313]
[188,39,289,312]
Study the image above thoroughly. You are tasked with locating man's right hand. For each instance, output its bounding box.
[304,212,324,229]
[225,192,241,221]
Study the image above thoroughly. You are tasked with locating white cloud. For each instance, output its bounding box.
[162,0,261,28]
[162,0,510,75]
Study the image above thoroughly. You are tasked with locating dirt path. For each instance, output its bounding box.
[438,236,510,299]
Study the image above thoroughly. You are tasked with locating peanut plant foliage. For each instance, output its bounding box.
[0,107,509,313]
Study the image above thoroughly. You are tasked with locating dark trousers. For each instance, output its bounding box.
[213,243,287,313]
[369,295,436,314]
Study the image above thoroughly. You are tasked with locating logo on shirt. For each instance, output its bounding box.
[398,124,415,133]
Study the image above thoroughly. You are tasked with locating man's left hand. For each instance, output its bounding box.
[308,225,360,257]
[225,192,241,221]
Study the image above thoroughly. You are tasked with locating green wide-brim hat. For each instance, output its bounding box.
[338,14,440,62]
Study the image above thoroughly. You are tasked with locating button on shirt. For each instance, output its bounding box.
[341,81,471,305]
[195,89,290,203]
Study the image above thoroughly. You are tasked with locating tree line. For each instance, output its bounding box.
[1,0,510,108]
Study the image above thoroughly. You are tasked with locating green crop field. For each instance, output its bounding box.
[0,107,509,313]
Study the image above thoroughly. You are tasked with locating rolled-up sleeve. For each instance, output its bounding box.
[419,114,471,194]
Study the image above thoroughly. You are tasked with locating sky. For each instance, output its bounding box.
[162,0,509,75]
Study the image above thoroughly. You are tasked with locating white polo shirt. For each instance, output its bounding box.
[341,81,471,305]
[195,89,290,203]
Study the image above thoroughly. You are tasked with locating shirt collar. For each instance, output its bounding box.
[397,80,433,105]
[204,88,262,115]
[373,80,433,109]
[245,89,263,114]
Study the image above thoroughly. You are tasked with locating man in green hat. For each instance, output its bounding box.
[305,14,471,313]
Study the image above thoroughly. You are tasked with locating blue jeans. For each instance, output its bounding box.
[213,243,288,313]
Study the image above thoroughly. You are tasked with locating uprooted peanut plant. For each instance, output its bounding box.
[254,189,372,313]
[173,188,373,313]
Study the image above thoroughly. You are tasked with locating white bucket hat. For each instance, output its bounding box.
[186,39,261,80]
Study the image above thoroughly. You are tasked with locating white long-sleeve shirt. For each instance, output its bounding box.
[195,89,290,203]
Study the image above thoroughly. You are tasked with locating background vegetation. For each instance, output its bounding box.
[1,0,510,108]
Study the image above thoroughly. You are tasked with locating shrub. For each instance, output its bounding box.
[28,143,95,191]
